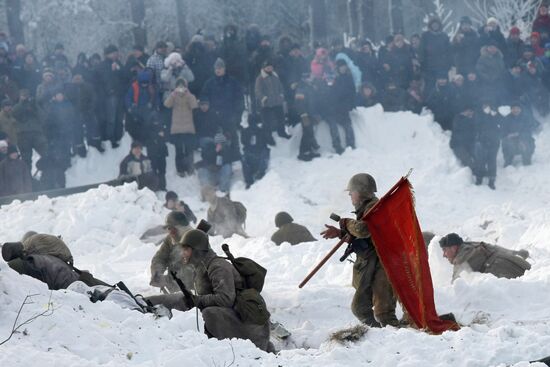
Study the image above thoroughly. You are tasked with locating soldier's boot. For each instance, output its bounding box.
[361,315,381,328]
[488,177,496,190]
[475,176,482,185]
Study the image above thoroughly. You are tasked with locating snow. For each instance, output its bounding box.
[1,104,550,366]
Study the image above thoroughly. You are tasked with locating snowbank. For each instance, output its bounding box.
[1,105,550,366]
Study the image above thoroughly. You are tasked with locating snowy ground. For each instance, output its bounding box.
[1,105,550,366]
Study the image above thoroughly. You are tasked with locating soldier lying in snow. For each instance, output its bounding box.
[439,233,531,281]
[203,187,248,238]
[2,236,170,317]
[271,211,316,245]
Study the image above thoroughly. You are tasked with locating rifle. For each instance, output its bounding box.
[170,271,195,309]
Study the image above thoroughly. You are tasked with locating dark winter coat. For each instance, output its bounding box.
[200,75,244,131]
[381,87,408,112]
[220,29,249,86]
[452,242,531,281]
[241,123,269,154]
[355,51,381,87]
[271,222,316,246]
[450,113,476,152]
[0,157,31,196]
[207,197,247,238]
[533,13,550,36]
[249,45,274,83]
[505,38,525,67]
[12,64,41,96]
[66,81,96,114]
[476,47,506,83]
[12,99,43,134]
[7,254,79,290]
[475,110,501,149]
[0,111,18,145]
[426,84,456,130]
[96,58,125,96]
[478,26,507,53]
[185,42,215,96]
[119,152,153,178]
[193,108,220,139]
[419,30,452,76]
[380,45,414,89]
[331,71,356,116]
[453,29,481,74]
[501,111,538,138]
[255,70,285,108]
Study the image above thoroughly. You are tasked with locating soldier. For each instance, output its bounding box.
[321,173,398,327]
[271,211,316,246]
[203,187,248,238]
[147,230,271,351]
[149,211,194,293]
[439,233,531,281]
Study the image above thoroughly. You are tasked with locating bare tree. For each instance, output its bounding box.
[464,0,542,33]
[309,0,328,47]
[391,0,405,34]
[174,0,189,47]
[6,0,24,44]
[129,0,147,47]
[358,0,375,41]
[347,0,359,37]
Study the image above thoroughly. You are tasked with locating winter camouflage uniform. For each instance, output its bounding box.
[451,241,531,281]
[271,211,316,245]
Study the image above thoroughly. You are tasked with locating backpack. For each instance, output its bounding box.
[221,244,270,325]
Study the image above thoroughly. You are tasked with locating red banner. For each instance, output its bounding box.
[363,177,459,334]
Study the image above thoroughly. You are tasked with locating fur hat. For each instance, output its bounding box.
[439,233,464,248]
[214,58,226,70]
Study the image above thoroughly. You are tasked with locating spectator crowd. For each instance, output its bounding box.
[2,4,550,196]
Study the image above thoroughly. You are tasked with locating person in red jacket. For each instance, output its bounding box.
[533,4,550,43]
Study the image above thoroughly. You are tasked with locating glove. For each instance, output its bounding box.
[321,225,343,239]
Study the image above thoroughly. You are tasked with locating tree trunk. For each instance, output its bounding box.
[129,0,147,47]
[358,0,375,41]
[347,0,358,37]
[309,0,328,48]
[175,0,190,48]
[391,0,404,34]
[6,0,24,45]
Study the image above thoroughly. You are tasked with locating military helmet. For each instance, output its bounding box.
[347,173,377,197]
[274,212,293,228]
[2,242,24,262]
[164,211,189,229]
[179,229,209,251]
[439,233,464,248]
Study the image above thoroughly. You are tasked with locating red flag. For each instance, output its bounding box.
[363,177,459,334]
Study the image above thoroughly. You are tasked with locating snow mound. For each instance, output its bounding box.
[2,105,550,366]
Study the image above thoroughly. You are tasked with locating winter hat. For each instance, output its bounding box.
[137,71,152,84]
[131,141,143,149]
[484,37,499,47]
[315,48,328,58]
[54,43,64,50]
[428,16,442,28]
[459,16,472,25]
[133,44,144,52]
[486,17,499,26]
[1,242,24,262]
[190,34,205,44]
[42,68,54,77]
[164,211,189,229]
[165,191,178,202]
[7,144,18,155]
[214,58,226,70]
[262,58,274,68]
[531,32,541,40]
[336,59,347,68]
[104,44,118,56]
[439,233,464,248]
[155,41,168,50]
[509,27,521,36]
[275,212,293,228]
[164,52,184,68]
